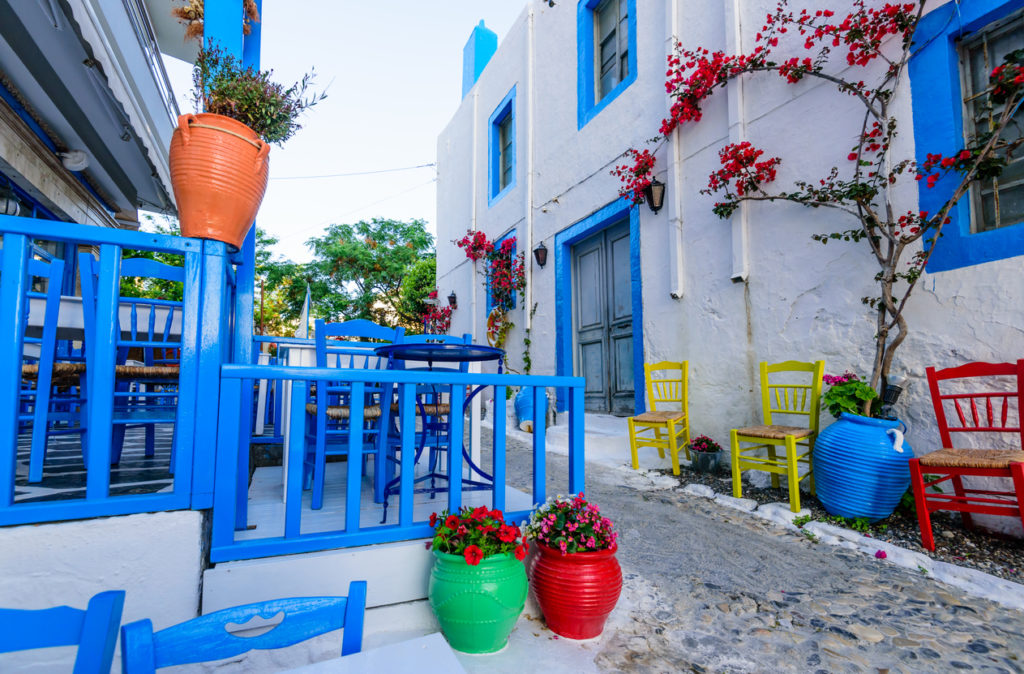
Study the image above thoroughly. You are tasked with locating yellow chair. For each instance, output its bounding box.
[628,361,690,474]
[730,360,824,512]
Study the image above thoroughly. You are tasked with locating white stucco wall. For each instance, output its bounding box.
[0,511,205,672]
[437,0,1024,536]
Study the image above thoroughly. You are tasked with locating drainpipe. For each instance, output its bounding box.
[470,88,480,337]
[667,0,685,299]
[525,6,536,330]
[726,0,749,282]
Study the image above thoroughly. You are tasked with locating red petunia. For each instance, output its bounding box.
[498,525,519,543]
[470,506,489,521]
[514,544,528,561]
[445,515,459,529]
[464,545,484,566]
[489,509,503,521]
[429,512,438,527]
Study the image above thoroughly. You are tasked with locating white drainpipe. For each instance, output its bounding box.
[667,0,685,299]
[525,6,537,330]
[726,0,750,282]
[470,89,480,336]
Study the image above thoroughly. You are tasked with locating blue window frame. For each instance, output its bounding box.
[488,87,516,206]
[910,0,1024,272]
[577,0,637,129]
[485,230,517,315]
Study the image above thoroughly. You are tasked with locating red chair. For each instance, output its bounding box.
[910,360,1024,551]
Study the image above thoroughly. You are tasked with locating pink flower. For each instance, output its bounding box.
[875,550,887,559]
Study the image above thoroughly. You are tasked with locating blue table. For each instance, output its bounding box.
[374,343,503,519]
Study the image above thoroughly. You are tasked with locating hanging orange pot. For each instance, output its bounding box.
[168,113,270,249]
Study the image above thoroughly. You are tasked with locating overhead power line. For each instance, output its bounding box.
[270,162,436,181]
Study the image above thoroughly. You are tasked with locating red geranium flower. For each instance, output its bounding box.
[498,525,519,543]
[444,515,459,529]
[514,544,528,561]
[470,506,489,521]
[489,509,503,520]
[429,512,438,527]
[464,545,484,566]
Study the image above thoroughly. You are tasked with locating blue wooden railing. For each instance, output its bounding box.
[211,364,586,563]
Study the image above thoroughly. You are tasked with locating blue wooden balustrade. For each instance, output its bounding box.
[211,364,586,563]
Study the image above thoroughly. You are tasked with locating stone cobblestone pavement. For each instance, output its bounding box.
[492,431,1024,673]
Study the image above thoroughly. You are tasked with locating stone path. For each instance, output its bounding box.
[494,431,1024,673]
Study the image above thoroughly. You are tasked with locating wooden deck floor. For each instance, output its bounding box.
[240,461,535,539]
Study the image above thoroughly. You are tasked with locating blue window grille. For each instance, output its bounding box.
[488,86,517,206]
[577,0,637,129]
[910,0,1024,272]
[485,230,517,315]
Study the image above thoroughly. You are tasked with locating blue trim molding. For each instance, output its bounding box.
[910,0,1024,272]
[554,199,644,413]
[488,86,517,206]
[577,0,638,130]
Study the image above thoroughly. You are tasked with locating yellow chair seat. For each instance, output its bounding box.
[633,410,687,424]
[734,424,812,440]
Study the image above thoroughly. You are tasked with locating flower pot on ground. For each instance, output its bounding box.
[514,386,549,433]
[813,373,912,521]
[526,494,621,639]
[426,507,528,654]
[170,45,323,248]
[688,435,723,474]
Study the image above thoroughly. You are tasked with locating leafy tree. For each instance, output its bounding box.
[399,256,437,332]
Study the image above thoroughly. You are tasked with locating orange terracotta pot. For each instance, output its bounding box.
[168,113,270,249]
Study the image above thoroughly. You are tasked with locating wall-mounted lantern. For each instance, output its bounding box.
[447,291,458,309]
[533,241,548,268]
[0,186,22,216]
[644,177,666,214]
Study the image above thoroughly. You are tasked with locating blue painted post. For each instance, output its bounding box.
[569,385,585,494]
[447,385,466,513]
[172,249,204,496]
[0,233,28,507]
[345,382,365,533]
[192,241,228,509]
[398,383,415,526]
[86,244,121,501]
[492,385,506,512]
[284,380,306,538]
[213,376,242,546]
[532,386,546,506]
[203,0,244,55]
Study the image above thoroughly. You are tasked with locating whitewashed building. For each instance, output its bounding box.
[435,0,1024,532]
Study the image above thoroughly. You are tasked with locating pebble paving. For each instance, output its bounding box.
[492,431,1024,673]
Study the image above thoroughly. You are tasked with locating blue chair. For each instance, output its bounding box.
[0,590,125,674]
[304,320,405,509]
[19,256,90,482]
[80,254,184,465]
[120,582,367,672]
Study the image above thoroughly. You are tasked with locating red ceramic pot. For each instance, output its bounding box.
[530,542,622,639]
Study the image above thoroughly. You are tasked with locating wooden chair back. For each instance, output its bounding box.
[926,360,1024,449]
[0,590,124,674]
[760,360,825,431]
[120,582,366,672]
[643,361,688,412]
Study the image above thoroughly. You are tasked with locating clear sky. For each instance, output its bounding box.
[161,1,528,262]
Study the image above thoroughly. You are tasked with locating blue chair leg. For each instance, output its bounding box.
[111,425,127,465]
[312,414,328,510]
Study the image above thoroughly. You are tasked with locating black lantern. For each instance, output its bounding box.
[644,177,666,214]
[447,291,457,309]
[533,241,548,268]
[0,186,22,217]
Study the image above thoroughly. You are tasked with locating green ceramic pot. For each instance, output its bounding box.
[428,550,528,654]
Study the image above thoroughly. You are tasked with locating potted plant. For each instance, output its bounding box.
[525,494,621,640]
[813,372,912,521]
[426,506,528,654]
[688,435,722,474]
[169,44,324,248]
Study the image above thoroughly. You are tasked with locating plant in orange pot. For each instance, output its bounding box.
[169,44,324,248]
[526,493,621,639]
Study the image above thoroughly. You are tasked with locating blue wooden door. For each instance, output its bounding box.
[572,221,634,415]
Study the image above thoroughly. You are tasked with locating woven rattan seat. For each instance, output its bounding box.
[390,402,451,416]
[305,403,383,420]
[735,424,813,440]
[632,410,686,423]
[115,365,180,379]
[918,448,1024,469]
[21,362,88,379]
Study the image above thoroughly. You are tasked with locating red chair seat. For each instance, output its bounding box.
[918,448,1024,469]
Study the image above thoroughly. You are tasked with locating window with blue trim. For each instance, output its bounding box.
[910,0,1024,271]
[488,87,516,205]
[577,0,637,129]
[485,230,517,315]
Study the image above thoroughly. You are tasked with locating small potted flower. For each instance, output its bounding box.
[525,494,621,639]
[426,506,528,654]
[688,435,723,474]
[814,372,912,521]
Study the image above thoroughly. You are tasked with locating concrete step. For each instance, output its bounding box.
[547,413,673,472]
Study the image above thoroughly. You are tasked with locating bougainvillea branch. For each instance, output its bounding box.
[616,0,1024,401]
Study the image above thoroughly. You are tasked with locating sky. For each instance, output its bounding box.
[161,1,528,262]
